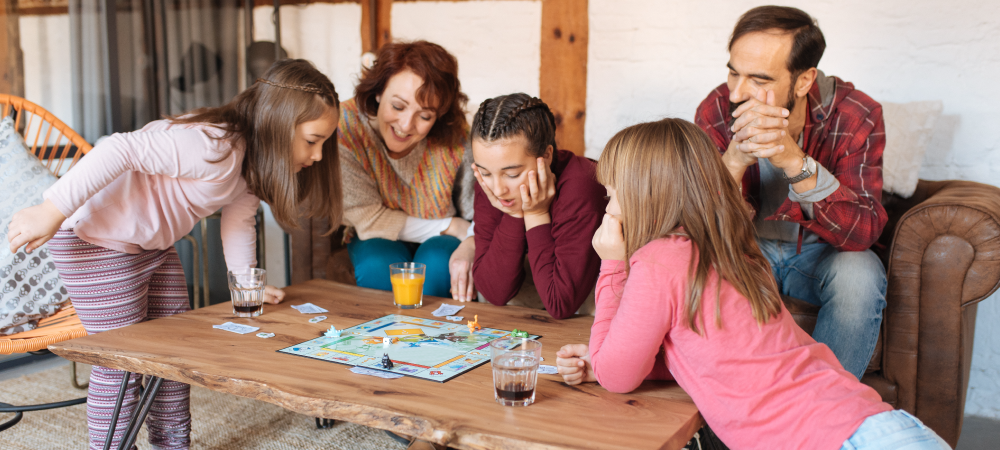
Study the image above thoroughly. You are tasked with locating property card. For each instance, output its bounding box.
[350,366,404,379]
[538,365,559,375]
[291,303,328,314]
[213,322,260,334]
[431,304,465,317]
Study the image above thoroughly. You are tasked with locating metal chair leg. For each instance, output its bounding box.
[118,376,164,450]
[103,371,132,450]
[71,361,89,389]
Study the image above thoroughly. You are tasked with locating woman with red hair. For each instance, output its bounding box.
[339,41,476,301]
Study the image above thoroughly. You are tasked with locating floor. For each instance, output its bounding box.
[2,354,998,449]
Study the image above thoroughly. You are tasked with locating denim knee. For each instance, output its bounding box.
[347,238,412,292]
[820,249,887,309]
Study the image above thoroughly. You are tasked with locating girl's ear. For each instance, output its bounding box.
[543,144,554,162]
[375,95,381,104]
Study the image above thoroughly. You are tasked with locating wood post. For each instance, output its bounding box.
[0,0,24,97]
[361,0,392,53]
[539,0,588,156]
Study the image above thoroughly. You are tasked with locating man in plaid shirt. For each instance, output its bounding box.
[695,6,887,380]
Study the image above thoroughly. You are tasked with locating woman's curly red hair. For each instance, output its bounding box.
[354,40,469,147]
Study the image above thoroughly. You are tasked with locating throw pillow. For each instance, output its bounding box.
[880,100,943,199]
[0,115,70,335]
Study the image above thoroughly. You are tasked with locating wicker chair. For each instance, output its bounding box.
[0,94,93,431]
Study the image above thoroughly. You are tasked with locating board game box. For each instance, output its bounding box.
[277,314,540,382]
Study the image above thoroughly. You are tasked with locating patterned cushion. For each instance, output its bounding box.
[0,115,69,335]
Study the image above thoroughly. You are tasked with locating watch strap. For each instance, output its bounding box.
[783,156,815,184]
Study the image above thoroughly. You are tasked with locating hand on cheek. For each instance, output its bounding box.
[592,214,627,261]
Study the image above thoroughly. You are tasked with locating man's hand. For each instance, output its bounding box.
[592,214,626,261]
[449,237,476,302]
[556,344,597,385]
[264,285,285,304]
[472,165,523,218]
[7,199,66,254]
[730,88,806,173]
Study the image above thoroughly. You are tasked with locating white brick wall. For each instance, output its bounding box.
[392,1,542,122]
[588,0,1000,419]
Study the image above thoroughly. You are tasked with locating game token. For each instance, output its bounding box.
[323,326,341,338]
[381,353,394,369]
[308,316,327,324]
[466,315,481,333]
[511,329,529,338]
[255,332,275,339]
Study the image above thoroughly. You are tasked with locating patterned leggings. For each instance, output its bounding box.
[49,229,191,450]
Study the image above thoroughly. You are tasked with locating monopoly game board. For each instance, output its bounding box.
[277,314,540,382]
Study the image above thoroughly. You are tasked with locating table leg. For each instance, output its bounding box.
[118,376,164,450]
[315,417,335,429]
[103,371,132,450]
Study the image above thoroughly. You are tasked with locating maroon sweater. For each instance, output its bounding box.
[473,150,607,319]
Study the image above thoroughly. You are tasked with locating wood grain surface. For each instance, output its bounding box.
[50,280,702,450]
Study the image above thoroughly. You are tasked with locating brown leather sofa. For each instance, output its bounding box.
[292,179,1000,448]
[783,179,1000,448]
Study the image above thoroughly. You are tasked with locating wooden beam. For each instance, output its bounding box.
[361,0,391,53]
[539,0,587,156]
[1,0,24,97]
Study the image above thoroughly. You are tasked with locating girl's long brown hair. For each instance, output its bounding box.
[171,59,342,233]
[596,118,781,333]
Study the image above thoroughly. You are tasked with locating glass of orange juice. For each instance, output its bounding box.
[390,262,425,309]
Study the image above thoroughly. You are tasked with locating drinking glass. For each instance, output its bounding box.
[228,268,266,318]
[390,262,425,309]
[490,337,542,406]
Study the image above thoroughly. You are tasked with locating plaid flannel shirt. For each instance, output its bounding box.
[695,77,887,252]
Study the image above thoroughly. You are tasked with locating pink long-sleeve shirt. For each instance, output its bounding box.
[590,236,891,450]
[44,120,260,270]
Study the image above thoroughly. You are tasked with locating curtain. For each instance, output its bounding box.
[69,0,240,142]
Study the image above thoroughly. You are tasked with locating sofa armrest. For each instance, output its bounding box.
[882,179,1000,446]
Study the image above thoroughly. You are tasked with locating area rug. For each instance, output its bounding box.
[0,363,406,449]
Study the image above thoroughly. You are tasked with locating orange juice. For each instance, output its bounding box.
[391,273,425,308]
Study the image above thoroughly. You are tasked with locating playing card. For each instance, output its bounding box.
[291,303,328,314]
[350,367,404,379]
[538,365,559,375]
[213,322,260,334]
[431,304,465,317]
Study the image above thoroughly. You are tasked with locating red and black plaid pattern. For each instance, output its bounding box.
[695,77,888,251]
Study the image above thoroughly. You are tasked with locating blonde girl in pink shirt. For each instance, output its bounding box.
[556,119,950,450]
[6,59,342,450]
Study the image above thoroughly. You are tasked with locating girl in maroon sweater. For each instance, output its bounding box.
[469,93,606,319]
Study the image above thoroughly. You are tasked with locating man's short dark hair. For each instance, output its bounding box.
[729,6,826,78]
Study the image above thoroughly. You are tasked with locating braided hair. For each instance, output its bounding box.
[472,93,557,157]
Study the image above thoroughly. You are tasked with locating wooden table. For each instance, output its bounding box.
[50,280,703,450]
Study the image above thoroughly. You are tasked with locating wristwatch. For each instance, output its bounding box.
[783,155,816,184]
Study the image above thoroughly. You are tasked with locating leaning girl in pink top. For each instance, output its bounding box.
[6,59,342,450]
[556,119,950,450]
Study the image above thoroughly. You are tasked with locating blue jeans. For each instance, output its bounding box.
[758,238,886,380]
[346,236,459,298]
[842,410,951,450]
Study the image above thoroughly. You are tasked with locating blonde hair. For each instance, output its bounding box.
[597,118,781,333]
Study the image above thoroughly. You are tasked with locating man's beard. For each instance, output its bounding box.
[728,88,796,133]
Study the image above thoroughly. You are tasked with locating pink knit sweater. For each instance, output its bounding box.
[44,120,260,269]
[589,235,891,450]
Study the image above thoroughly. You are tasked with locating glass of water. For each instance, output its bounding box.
[227,268,266,318]
[489,337,542,407]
